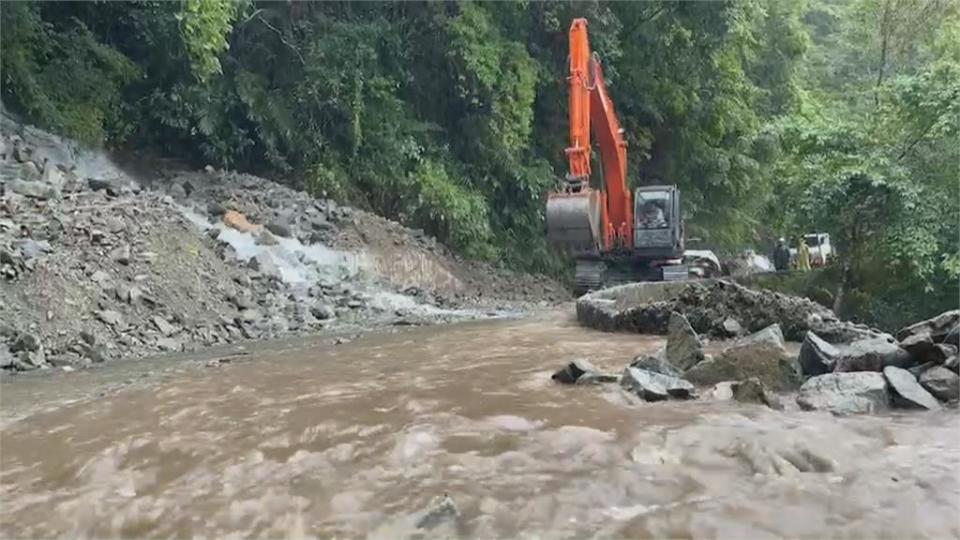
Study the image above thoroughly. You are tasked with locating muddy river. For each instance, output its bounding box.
[1,310,958,538]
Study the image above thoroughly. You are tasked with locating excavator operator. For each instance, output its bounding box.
[639,201,666,229]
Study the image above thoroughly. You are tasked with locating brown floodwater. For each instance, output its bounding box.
[1,310,958,539]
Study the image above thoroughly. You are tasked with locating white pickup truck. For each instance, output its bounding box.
[790,233,834,267]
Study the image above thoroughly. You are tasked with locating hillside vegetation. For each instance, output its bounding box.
[2,0,957,328]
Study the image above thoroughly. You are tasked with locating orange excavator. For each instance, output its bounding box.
[547,18,686,293]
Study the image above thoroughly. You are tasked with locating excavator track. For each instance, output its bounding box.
[573,260,604,296]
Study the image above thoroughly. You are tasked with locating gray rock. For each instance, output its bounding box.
[10,332,40,352]
[9,179,57,199]
[19,348,46,368]
[722,317,743,337]
[936,343,958,361]
[620,366,696,401]
[79,331,96,346]
[207,202,227,218]
[945,324,959,347]
[248,253,280,278]
[732,377,783,410]
[90,270,111,284]
[666,311,704,371]
[799,331,839,377]
[946,355,959,373]
[238,309,260,323]
[115,284,133,303]
[908,361,938,379]
[551,358,618,385]
[105,216,125,234]
[95,309,124,327]
[883,366,940,410]
[156,337,182,352]
[231,292,255,310]
[918,366,959,402]
[310,304,335,321]
[110,244,132,265]
[0,346,17,370]
[710,381,736,400]
[897,310,959,344]
[797,372,890,415]
[21,160,41,180]
[153,316,178,337]
[629,354,682,377]
[835,337,911,372]
[685,324,801,391]
[265,221,293,238]
[15,238,50,260]
[255,229,279,246]
[414,494,459,531]
[127,286,143,305]
[87,177,121,196]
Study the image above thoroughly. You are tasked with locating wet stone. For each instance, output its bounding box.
[919,366,959,402]
[620,366,696,401]
[883,366,940,410]
[797,372,890,415]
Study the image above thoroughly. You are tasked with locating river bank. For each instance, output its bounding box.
[1,113,567,376]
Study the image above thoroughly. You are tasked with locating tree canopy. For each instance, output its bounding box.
[2,0,956,327]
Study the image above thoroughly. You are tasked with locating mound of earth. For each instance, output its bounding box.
[576,279,887,342]
[0,113,567,374]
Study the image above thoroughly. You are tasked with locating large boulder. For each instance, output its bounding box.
[684,324,801,391]
[798,331,839,377]
[629,354,682,378]
[834,337,911,372]
[883,366,941,410]
[8,179,58,199]
[918,366,959,402]
[944,324,959,347]
[732,377,783,410]
[551,359,618,385]
[665,311,704,370]
[898,331,948,365]
[620,367,696,401]
[897,310,959,344]
[797,372,890,415]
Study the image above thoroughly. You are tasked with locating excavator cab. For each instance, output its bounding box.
[633,185,683,259]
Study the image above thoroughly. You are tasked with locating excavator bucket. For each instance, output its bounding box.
[546,189,602,256]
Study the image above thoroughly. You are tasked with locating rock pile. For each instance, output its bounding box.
[0,114,566,375]
[795,310,958,414]
[577,279,888,342]
[558,303,958,415]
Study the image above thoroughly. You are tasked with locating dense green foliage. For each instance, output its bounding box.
[1,0,956,327]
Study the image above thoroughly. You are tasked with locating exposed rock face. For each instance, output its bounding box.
[665,311,704,371]
[918,366,959,402]
[684,324,801,391]
[798,331,839,377]
[797,372,890,415]
[834,337,911,372]
[620,367,696,401]
[883,366,941,410]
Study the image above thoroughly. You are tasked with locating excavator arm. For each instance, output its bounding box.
[547,18,632,254]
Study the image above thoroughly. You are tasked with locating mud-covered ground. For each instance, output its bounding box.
[0,113,567,375]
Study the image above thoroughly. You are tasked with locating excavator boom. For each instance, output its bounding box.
[546,18,632,255]
[546,18,687,293]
